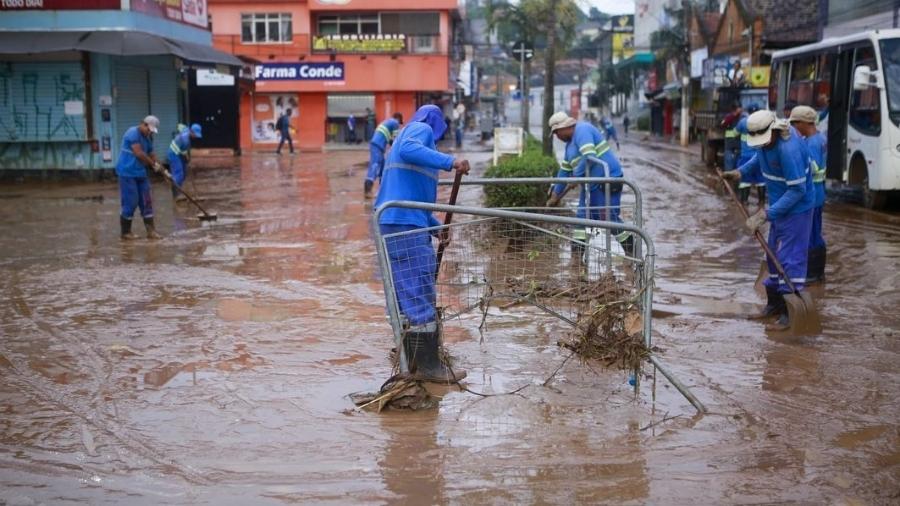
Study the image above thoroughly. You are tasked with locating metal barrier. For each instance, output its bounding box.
[372,201,706,413]
[438,174,643,266]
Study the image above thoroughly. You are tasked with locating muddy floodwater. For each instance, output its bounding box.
[1,142,898,505]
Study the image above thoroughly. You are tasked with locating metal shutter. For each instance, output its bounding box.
[148,69,179,140]
[114,66,150,149]
[0,62,87,142]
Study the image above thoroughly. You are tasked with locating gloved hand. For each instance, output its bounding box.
[546,192,562,207]
[745,209,767,233]
[152,162,164,174]
[720,169,741,181]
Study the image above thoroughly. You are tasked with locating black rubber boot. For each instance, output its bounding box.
[120,216,137,240]
[143,217,162,240]
[749,285,785,320]
[620,235,635,257]
[364,179,374,199]
[738,187,751,205]
[806,247,826,283]
[765,309,791,332]
[404,322,467,383]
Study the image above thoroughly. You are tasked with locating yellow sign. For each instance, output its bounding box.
[612,33,635,62]
[313,35,406,53]
[750,66,770,87]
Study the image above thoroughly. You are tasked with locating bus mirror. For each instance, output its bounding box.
[853,65,873,90]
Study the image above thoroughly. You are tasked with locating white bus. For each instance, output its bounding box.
[770,29,900,209]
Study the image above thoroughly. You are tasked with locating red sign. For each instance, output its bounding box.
[131,0,208,29]
[0,0,119,9]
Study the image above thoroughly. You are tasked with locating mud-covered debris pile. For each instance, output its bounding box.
[350,377,438,412]
[502,276,603,305]
[557,273,650,371]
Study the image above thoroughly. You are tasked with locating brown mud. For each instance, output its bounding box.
[0,142,898,504]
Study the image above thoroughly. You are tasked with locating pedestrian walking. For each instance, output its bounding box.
[452,102,465,149]
[117,115,163,240]
[374,104,470,383]
[167,123,202,201]
[723,110,815,331]
[734,103,766,206]
[347,115,357,144]
[789,105,827,283]
[721,102,745,171]
[545,111,633,257]
[364,112,403,199]
[623,115,630,137]
[275,108,294,155]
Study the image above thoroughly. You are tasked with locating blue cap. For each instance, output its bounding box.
[747,103,760,114]
[190,123,203,138]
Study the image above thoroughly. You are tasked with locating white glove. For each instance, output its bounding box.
[745,209,767,233]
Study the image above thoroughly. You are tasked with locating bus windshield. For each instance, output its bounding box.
[882,38,900,126]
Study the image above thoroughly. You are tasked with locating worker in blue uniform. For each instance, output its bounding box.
[734,104,766,206]
[601,116,619,150]
[789,105,827,283]
[167,123,202,201]
[364,112,403,199]
[374,104,470,383]
[723,110,815,331]
[117,115,163,240]
[721,102,745,171]
[545,111,633,258]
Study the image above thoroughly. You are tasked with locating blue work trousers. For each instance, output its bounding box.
[764,209,812,294]
[579,184,622,223]
[380,224,437,326]
[809,206,826,249]
[455,127,463,148]
[119,176,154,219]
[723,144,737,171]
[168,154,186,196]
[366,145,385,183]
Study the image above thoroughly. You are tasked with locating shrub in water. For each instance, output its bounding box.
[483,138,558,208]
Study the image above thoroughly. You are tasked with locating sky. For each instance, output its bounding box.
[579,0,636,16]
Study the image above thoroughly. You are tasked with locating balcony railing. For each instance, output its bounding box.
[212,34,311,60]
[311,34,440,55]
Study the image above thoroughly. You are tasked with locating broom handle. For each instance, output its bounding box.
[435,170,463,279]
[717,170,798,294]
[162,169,213,217]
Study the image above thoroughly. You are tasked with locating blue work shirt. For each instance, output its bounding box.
[370,118,400,151]
[168,130,191,159]
[738,126,814,221]
[735,117,762,184]
[116,126,153,178]
[375,122,455,228]
[805,131,827,208]
[552,122,623,195]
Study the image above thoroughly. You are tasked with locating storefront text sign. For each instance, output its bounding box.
[131,0,208,29]
[1,0,118,9]
[255,63,345,81]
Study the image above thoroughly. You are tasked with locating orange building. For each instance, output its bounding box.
[209,0,460,152]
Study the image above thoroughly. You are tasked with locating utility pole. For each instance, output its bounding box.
[541,0,559,155]
[680,0,690,147]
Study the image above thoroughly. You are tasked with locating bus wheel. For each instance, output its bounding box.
[863,171,887,210]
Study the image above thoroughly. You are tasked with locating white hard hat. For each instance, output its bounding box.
[548,111,576,132]
[746,110,776,147]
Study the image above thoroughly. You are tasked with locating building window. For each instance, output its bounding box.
[241,13,292,44]
[317,15,380,36]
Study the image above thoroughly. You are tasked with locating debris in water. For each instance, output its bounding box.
[350,376,439,412]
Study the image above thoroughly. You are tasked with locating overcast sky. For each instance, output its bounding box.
[579,0,636,16]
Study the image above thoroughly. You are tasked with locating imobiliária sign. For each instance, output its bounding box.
[255,63,345,81]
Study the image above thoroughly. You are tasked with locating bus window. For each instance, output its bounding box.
[881,38,900,127]
[789,56,817,106]
[815,53,834,108]
[849,44,881,135]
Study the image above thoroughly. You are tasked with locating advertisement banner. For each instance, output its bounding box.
[0,0,118,9]
[312,34,406,53]
[749,66,770,88]
[610,15,634,33]
[252,94,297,143]
[255,62,345,81]
[701,56,731,90]
[612,33,635,63]
[131,0,208,29]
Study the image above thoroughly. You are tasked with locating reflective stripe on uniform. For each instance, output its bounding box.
[615,230,631,243]
[811,160,826,183]
[560,160,573,172]
[376,124,391,139]
[573,228,587,240]
[740,134,749,142]
[725,129,738,138]
[383,162,438,181]
[169,139,183,156]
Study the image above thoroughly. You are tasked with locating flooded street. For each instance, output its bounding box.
[1,142,898,505]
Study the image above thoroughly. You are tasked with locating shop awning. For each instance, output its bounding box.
[0,31,242,67]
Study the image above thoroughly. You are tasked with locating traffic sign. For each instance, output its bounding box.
[511,41,534,61]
